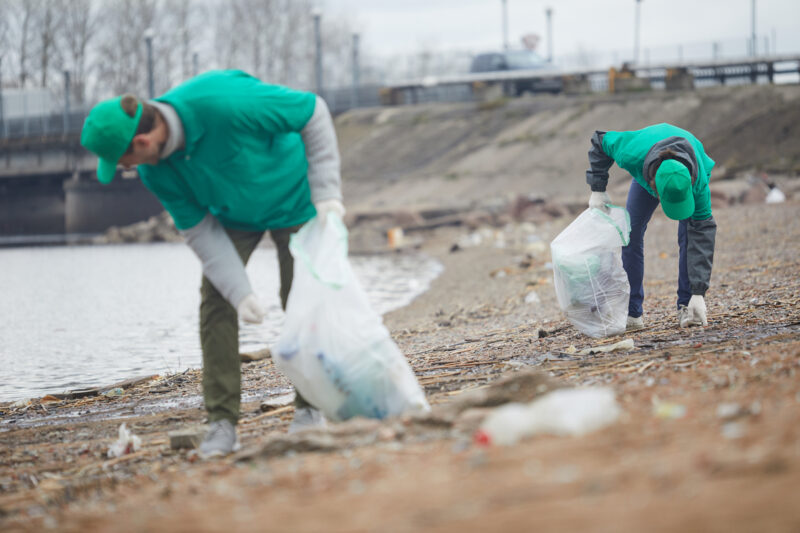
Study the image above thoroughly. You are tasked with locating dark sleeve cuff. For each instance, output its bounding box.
[690,285,708,296]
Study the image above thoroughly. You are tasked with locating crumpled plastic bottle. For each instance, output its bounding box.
[475,387,622,446]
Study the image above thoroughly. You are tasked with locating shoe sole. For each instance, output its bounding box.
[198,441,241,460]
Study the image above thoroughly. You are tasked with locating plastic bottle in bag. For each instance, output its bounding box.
[550,206,631,338]
[274,212,430,422]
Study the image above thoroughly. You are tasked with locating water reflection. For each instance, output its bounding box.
[0,243,441,401]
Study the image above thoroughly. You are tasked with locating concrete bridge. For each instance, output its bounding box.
[0,129,162,242]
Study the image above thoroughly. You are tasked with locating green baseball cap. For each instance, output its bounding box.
[655,159,694,220]
[80,96,142,184]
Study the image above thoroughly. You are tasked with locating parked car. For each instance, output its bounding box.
[469,50,562,95]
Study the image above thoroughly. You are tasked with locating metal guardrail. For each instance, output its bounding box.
[380,53,800,104]
[3,54,798,142]
[0,110,89,141]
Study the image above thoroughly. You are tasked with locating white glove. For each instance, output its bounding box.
[680,295,708,327]
[237,293,265,324]
[315,199,345,223]
[588,191,611,211]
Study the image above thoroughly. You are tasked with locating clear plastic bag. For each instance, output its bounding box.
[550,205,631,338]
[273,212,430,422]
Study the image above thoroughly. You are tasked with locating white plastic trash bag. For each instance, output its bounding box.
[550,205,631,338]
[274,212,430,422]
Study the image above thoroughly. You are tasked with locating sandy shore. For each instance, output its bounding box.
[1,201,799,532]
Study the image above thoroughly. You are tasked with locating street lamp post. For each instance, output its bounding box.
[633,0,643,64]
[351,33,360,109]
[144,28,155,99]
[63,70,71,135]
[0,57,4,139]
[501,0,509,51]
[751,0,757,56]
[545,7,553,63]
[312,9,323,96]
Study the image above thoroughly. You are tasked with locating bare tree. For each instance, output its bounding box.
[213,0,357,91]
[6,0,37,88]
[0,1,10,64]
[94,0,158,97]
[34,0,61,88]
[159,0,208,87]
[58,0,96,103]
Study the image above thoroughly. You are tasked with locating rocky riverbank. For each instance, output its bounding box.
[2,199,799,532]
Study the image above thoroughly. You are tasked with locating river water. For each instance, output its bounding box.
[0,243,442,402]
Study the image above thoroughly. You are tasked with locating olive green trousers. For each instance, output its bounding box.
[200,224,309,425]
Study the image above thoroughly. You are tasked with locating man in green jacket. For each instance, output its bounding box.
[81,70,344,458]
[584,123,717,331]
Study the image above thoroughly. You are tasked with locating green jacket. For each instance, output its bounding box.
[587,123,715,220]
[584,123,718,296]
[138,70,317,231]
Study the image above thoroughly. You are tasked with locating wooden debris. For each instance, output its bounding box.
[168,427,207,450]
[241,348,271,363]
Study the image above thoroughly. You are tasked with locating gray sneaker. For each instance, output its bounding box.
[678,304,703,327]
[626,315,644,331]
[198,419,241,459]
[288,407,327,434]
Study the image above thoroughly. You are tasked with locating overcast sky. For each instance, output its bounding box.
[326,0,800,63]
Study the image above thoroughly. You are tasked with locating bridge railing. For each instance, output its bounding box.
[0,109,89,141]
[3,55,798,143]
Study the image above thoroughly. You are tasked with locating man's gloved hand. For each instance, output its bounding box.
[315,199,345,224]
[680,295,708,327]
[237,293,265,324]
[588,191,611,211]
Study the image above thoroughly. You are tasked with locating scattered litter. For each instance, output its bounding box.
[11,399,30,409]
[716,402,742,420]
[524,240,548,256]
[456,232,483,249]
[717,401,761,420]
[524,291,541,304]
[103,388,124,397]
[107,423,142,458]
[765,186,786,204]
[40,395,61,403]
[387,227,405,249]
[563,345,577,354]
[475,387,621,446]
[577,338,635,356]
[721,422,745,440]
[652,397,686,419]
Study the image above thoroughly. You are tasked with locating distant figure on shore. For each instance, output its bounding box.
[584,123,717,331]
[80,70,345,458]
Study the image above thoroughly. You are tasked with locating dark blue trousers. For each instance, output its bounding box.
[622,179,692,318]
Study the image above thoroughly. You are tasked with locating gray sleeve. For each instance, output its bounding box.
[585,131,614,192]
[687,216,717,296]
[300,96,343,204]
[181,214,252,308]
